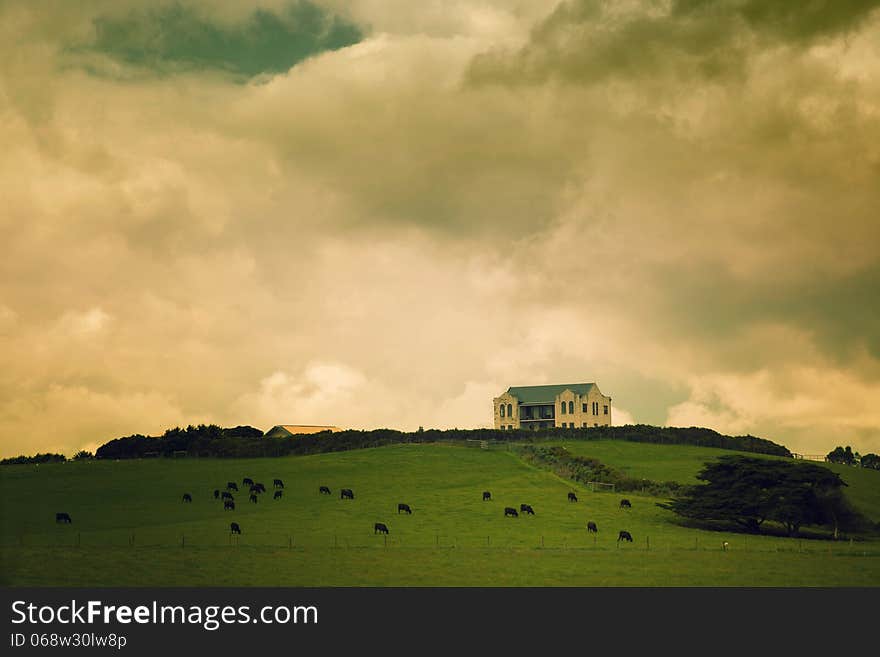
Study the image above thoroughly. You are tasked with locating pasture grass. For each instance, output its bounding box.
[1,443,878,586]
[546,439,880,522]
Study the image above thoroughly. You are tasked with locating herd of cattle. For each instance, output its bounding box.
[55,480,638,544]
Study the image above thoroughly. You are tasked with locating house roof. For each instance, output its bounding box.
[506,383,597,404]
[265,424,340,437]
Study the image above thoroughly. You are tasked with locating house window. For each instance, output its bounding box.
[508,425,513,430]
[500,405,505,418]
[568,401,574,414]
[592,402,599,415]
[507,404,513,418]
[561,401,567,415]
[583,422,587,428]
[603,405,609,415]
[582,403,588,413]
[594,423,598,427]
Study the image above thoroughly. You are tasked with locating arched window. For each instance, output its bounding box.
[568,401,574,414]
[561,401,567,415]
[500,404,505,418]
[507,404,513,418]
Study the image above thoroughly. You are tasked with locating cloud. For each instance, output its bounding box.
[77,1,364,78]
[0,0,878,460]
[467,0,880,85]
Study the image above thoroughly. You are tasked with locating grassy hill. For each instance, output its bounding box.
[545,439,880,522]
[2,442,879,586]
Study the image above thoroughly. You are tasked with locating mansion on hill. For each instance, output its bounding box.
[493,383,612,430]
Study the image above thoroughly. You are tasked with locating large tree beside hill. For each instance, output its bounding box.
[661,456,865,537]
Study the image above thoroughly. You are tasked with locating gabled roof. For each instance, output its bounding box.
[506,383,596,404]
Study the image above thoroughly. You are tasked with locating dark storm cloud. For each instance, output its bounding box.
[84,1,363,77]
[468,0,880,84]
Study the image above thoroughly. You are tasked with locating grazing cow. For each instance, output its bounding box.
[182,493,192,503]
[254,483,266,493]
[249,494,258,504]
[482,491,491,501]
[722,541,729,552]
[221,491,233,500]
[55,512,72,524]
[587,521,598,533]
[249,485,259,494]
[504,507,519,517]
[618,530,633,543]
[520,504,535,515]
[397,503,412,515]
[273,479,284,489]
[230,522,241,535]
[620,499,632,509]
[224,500,235,511]
[274,490,283,500]
[341,488,354,500]
[227,482,238,492]
[374,522,389,535]
[319,486,331,495]
[243,477,254,487]
[213,489,220,500]
[568,492,578,503]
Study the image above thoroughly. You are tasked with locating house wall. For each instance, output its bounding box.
[493,392,519,430]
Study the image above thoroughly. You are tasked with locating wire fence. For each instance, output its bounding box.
[3,531,878,556]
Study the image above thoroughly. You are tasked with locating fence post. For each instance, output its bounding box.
[384,534,387,548]
[695,537,698,551]
[487,535,490,547]
[288,535,292,550]
[541,535,544,548]
[646,536,650,551]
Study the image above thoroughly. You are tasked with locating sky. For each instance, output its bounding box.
[1,0,879,458]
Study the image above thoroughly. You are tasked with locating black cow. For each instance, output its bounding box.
[254,483,266,493]
[504,507,519,517]
[213,489,220,499]
[55,512,72,524]
[249,494,258,504]
[224,500,235,511]
[398,503,412,515]
[227,482,238,492]
[274,490,283,500]
[520,504,535,515]
[273,479,284,489]
[341,488,354,500]
[587,521,598,533]
[249,485,259,494]
[568,492,578,502]
[221,491,233,500]
[243,477,254,487]
[482,491,491,501]
[182,493,192,503]
[319,486,331,495]
[620,499,632,509]
[374,523,389,535]
[618,530,633,542]
[230,522,241,535]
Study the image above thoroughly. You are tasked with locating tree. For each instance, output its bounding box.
[72,450,93,460]
[660,456,861,537]
[826,446,856,466]
[861,453,880,471]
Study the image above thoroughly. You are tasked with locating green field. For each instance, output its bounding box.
[546,439,880,522]
[2,442,879,586]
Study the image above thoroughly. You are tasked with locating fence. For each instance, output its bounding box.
[5,531,877,557]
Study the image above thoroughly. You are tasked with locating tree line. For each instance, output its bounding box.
[826,445,880,470]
